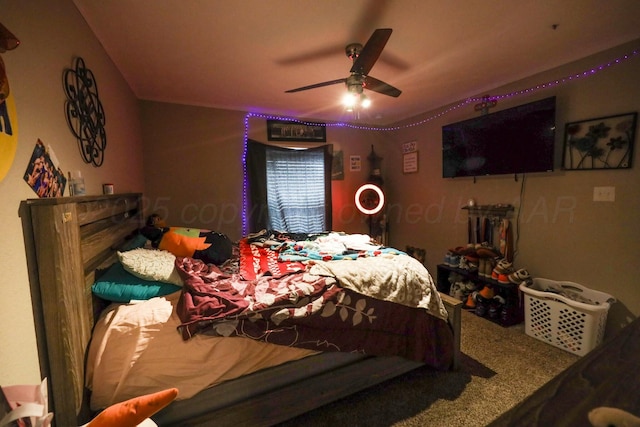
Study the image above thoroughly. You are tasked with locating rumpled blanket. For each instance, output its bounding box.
[175,255,454,368]
[308,254,448,321]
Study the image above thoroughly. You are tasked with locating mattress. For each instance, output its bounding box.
[85,291,317,410]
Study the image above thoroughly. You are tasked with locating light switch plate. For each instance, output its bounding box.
[593,186,615,202]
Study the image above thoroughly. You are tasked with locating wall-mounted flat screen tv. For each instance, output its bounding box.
[442,96,556,178]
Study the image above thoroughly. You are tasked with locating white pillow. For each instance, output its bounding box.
[117,248,183,286]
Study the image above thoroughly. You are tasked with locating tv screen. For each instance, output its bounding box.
[442,96,556,178]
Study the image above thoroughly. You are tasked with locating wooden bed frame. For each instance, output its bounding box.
[19,193,462,427]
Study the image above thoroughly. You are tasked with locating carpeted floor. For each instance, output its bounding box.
[276,310,579,427]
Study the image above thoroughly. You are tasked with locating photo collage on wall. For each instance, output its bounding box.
[23,139,67,197]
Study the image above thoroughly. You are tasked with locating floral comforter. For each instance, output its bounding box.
[176,232,454,370]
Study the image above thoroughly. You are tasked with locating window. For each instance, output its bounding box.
[245,140,332,233]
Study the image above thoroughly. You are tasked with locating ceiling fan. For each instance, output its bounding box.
[285,28,402,99]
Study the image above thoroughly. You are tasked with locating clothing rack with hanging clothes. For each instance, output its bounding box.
[462,204,514,262]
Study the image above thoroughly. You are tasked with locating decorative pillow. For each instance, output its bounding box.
[119,233,150,252]
[82,387,178,427]
[118,248,183,286]
[158,227,233,265]
[92,262,181,302]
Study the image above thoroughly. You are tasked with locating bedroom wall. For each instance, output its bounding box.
[141,39,639,338]
[0,0,144,386]
[139,103,388,240]
[386,39,640,334]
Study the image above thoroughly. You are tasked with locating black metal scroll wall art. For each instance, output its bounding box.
[63,57,106,167]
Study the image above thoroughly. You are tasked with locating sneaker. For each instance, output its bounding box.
[463,292,477,309]
[488,295,505,320]
[449,254,461,267]
[478,285,495,299]
[462,281,477,293]
[444,252,457,267]
[458,257,469,270]
[508,268,531,284]
[451,281,466,301]
[500,301,521,326]
[466,260,478,273]
[449,281,460,298]
[476,245,501,259]
[464,252,479,265]
[479,257,497,278]
[491,259,513,281]
[478,258,487,277]
[498,273,512,284]
[448,246,467,256]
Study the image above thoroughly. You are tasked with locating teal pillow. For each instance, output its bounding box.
[120,233,149,251]
[92,262,181,302]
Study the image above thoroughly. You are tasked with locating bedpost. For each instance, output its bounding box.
[439,292,462,370]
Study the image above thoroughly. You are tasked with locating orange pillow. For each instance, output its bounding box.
[85,388,178,427]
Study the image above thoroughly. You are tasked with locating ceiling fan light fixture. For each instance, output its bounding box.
[342,92,358,109]
[342,92,370,110]
[361,94,371,109]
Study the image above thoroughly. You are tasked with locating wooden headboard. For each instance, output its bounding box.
[19,193,143,426]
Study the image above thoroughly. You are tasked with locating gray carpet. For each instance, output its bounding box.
[276,310,579,426]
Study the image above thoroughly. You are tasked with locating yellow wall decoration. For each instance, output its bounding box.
[0,55,18,183]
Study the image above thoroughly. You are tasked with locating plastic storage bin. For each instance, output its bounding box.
[520,278,615,356]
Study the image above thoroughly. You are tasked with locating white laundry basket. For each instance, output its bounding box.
[520,278,615,356]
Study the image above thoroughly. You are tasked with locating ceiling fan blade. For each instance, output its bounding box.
[285,78,346,93]
[277,44,343,66]
[349,0,392,42]
[363,76,401,97]
[350,28,392,76]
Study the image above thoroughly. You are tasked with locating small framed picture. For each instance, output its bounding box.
[562,112,637,170]
[267,119,326,142]
[403,151,419,174]
[349,155,361,172]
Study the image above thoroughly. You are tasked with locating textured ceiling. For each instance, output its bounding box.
[73,0,640,125]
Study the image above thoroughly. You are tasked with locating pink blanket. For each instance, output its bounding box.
[176,255,454,369]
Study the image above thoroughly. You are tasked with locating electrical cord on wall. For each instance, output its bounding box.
[513,173,527,263]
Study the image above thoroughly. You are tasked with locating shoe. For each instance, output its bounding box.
[498,273,512,284]
[458,257,470,270]
[479,257,497,278]
[449,254,461,267]
[462,281,477,293]
[500,301,521,326]
[478,258,487,277]
[448,246,467,256]
[464,292,477,309]
[492,259,513,281]
[464,252,479,264]
[488,295,505,319]
[451,281,466,301]
[476,245,501,259]
[475,297,488,317]
[449,281,460,298]
[508,268,531,284]
[478,285,495,299]
[444,252,457,267]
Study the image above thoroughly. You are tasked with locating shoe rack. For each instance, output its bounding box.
[436,264,523,326]
[436,203,523,327]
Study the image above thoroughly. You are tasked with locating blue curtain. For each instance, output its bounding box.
[246,140,332,233]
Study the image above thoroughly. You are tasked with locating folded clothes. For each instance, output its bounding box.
[544,285,596,305]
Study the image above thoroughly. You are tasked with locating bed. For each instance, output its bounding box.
[19,193,462,427]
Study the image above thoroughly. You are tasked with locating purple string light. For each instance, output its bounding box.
[242,47,639,232]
